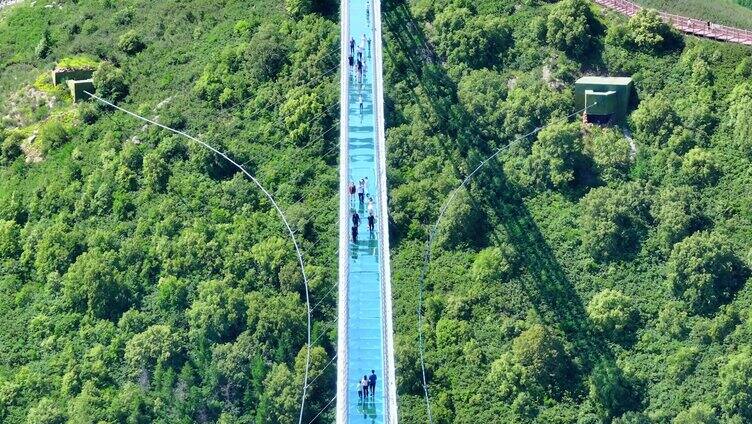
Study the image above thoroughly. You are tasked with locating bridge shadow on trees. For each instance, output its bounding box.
[382,0,625,397]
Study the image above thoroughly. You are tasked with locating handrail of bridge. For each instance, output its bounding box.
[593,0,752,45]
[372,0,399,421]
[335,0,351,419]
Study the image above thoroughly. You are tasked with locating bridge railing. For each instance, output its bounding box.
[372,0,399,421]
[335,0,351,420]
[593,0,752,45]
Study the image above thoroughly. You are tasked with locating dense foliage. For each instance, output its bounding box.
[382,0,752,422]
[0,0,339,422]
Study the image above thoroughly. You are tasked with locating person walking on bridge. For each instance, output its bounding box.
[352,211,361,228]
[350,37,355,56]
[361,375,369,398]
[358,179,366,205]
[368,370,377,397]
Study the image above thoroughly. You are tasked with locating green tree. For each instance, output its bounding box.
[0,220,21,259]
[246,24,289,83]
[142,150,169,192]
[1,130,22,164]
[627,9,681,51]
[681,147,719,187]
[546,0,596,57]
[512,324,572,396]
[246,292,306,361]
[727,82,752,154]
[62,250,130,319]
[434,187,486,250]
[720,348,752,420]
[651,186,700,249]
[280,88,325,146]
[35,29,51,59]
[33,222,81,277]
[125,325,182,377]
[25,397,65,424]
[584,127,632,183]
[673,403,720,424]
[667,232,748,315]
[433,6,511,72]
[285,0,312,18]
[187,279,246,343]
[526,122,583,189]
[631,94,681,148]
[457,69,508,138]
[587,289,636,340]
[261,363,299,424]
[471,244,518,284]
[588,362,637,419]
[579,183,649,261]
[38,121,69,154]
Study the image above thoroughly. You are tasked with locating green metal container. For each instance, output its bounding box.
[575,76,633,122]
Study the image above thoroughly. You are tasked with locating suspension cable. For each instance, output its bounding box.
[84,91,315,424]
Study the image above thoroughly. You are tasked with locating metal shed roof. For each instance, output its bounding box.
[576,76,633,86]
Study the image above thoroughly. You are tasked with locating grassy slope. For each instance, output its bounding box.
[633,0,752,29]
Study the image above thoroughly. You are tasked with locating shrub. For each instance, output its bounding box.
[39,121,69,154]
[93,62,127,101]
[117,30,145,54]
[1,131,23,164]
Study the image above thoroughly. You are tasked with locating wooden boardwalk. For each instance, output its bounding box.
[594,0,752,46]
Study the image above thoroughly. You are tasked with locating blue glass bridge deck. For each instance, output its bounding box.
[345,0,386,421]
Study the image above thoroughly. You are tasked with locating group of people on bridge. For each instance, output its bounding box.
[355,370,378,400]
[349,178,376,243]
[348,33,371,86]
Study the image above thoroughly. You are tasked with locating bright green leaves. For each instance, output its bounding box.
[667,231,748,315]
[187,279,246,344]
[546,0,598,57]
[124,325,183,377]
[587,289,637,341]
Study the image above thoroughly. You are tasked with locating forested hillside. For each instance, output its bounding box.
[382,0,752,422]
[0,0,340,422]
